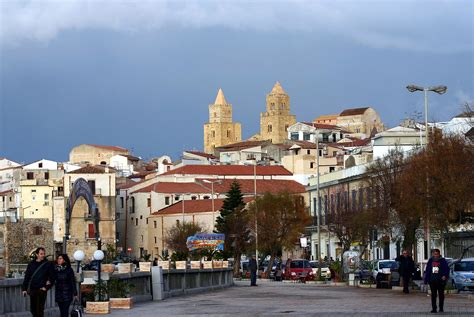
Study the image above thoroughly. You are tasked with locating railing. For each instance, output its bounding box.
[0,278,59,317]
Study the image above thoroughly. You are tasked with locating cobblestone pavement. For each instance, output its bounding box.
[102,280,474,317]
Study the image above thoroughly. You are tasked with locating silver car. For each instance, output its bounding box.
[451,258,474,292]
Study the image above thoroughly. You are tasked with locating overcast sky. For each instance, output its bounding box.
[1,0,473,163]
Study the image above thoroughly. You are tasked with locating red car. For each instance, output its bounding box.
[283,259,314,282]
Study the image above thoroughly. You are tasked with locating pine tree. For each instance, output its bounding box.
[214,181,251,276]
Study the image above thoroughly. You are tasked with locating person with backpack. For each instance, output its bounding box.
[52,254,78,317]
[21,247,54,317]
[424,248,450,313]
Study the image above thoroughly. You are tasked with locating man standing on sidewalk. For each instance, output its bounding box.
[424,249,449,313]
[396,249,415,294]
[249,255,258,286]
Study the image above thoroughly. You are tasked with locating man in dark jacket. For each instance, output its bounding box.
[21,247,54,317]
[396,250,415,294]
[248,255,258,286]
[424,249,449,313]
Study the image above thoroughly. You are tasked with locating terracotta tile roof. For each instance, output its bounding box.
[215,140,270,151]
[290,140,317,149]
[151,197,254,216]
[123,154,140,161]
[201,179,306,195]
[160,165,292,176]
[334,138,371,147]
[131,182,210,194]
[67,165,116,174]
[339,107,370,116]
[0,189,14,196]
[87,144,128,152]
[185,151,218,160]
[116,179,146,190]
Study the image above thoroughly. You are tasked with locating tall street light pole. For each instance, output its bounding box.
[406,85,447,145]
[406,84,447,258]
[202,179,223,232]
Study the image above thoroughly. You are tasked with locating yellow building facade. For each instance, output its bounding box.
[259,82,296,144]
[204,89,242,154]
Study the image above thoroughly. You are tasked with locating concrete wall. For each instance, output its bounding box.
[69,144,129,166]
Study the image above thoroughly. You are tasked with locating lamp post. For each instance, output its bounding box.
[201,179,223,232]
[406,84,447,259]
[73,250,85,304]
[73,250,85,273]
[406,85,447,145]
[93,249,105,301]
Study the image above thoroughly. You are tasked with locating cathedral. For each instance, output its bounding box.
[203,82,296,154]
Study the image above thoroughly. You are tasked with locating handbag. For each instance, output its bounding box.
[70,298,83,317]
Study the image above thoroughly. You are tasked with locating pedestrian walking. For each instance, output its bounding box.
[424,248,449,313]
[52,254,78,317]
[396,249,415,293]
[249,255,258,286]
[21,247,54,317]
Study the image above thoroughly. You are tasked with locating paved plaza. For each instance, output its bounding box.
[103,280,474,317]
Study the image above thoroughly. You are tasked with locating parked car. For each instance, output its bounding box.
[373,260,399,288]
[451,258,474,293]
[309,261,331,279]
[283,259,314,282]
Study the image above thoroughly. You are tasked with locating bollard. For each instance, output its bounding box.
[152,266,164,300]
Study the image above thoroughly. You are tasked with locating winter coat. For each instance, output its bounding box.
[248,258,258,272]
[21,260,53,293]
[424,257,449,284]
[53,265,77,302]
[395,255,415,277]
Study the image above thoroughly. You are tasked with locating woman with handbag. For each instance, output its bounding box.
[52,254,78,317]
[21,247,54,317]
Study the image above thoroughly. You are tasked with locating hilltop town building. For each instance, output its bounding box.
[69,144,129,166]
[203,89,242,154]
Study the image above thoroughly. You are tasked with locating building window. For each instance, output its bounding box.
[44,193,49,201]
[140,215,143,219]
[332,134,336,142]
[147,198,151,207]
[290,132,299,141]
[27,172,34,180]
[135,218,138,226]
[175,195,180,201]
[329,167,335,172]
[165,197,170,205]
[154,236,157,244]
[268,124,272,133]
[307,150,311,155]
[88,224,95,238]
[211,131,216,138]
[203,196,210,199]
[191,196,197,200]
[44,172,49,180]
[310,162,314,169]
[120,197,124,208]
[141,235,143,242]
[38,163,43,168]
[303,133,311,141]
[33,226,42,235]
[31,189,36,193]
[227,130,231,138]
[285,124,289,131]
[131,197,135,213]
[87,180,96,195]
[154,221,157,228]
[146,218,148,224]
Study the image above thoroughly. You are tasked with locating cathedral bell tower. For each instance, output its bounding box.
[259,82,296,143]
[204,89,242,154]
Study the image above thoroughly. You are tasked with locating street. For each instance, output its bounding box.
[102,280,474,316]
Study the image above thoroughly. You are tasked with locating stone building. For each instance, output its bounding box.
[69,144,129,166]
[336,107,384,138]
[63,166,116,260]
[203,89,242,154]
[259,82,296,144]
[0,219,53,273]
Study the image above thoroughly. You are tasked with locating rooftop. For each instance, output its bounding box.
[86,144,128,152]
[339,107,370,117]
[215,140,271,151]
[160,165,292,176]
[151,197,254,216]
[67,165,116,174]
[184,151,218,160]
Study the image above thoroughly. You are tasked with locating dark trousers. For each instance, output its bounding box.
[402,275,410,293]
[29,289,47,317]
[429,280,446,311]
[250,270,257,285]
[57,300,72,317]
